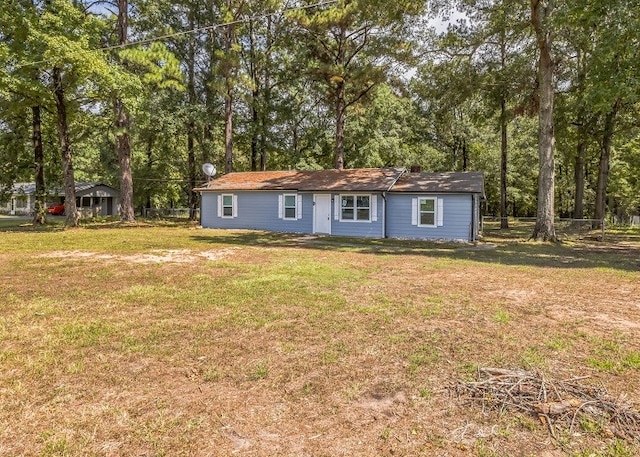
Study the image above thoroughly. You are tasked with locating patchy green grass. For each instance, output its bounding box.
[0,221,639,456]
[493,309,511,324]
[572,439,636,457]
[585,335,640,373]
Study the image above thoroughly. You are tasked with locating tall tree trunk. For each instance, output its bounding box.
[115,0,135,222]
[335,79,346,169]
[249,20,259,172]
[250,133,259,172]
[259,121,267,171]
[32,105,46,225]
[186,12,198,221]
[203,122,213,165]
[259,16,273,171]
[594,101,619,225]
[334,22,347,170]
[531,0,557,241]
[500,97,509,229]
[52,67,79,227]
[115,99,134,222]
[573,138,586,219]
[203,27,217,168]
[224,17,234,174]
[145,135,154,214]
[224,81,233,174]
[499,27,509,229]
[187,124,198,219]
[250,102,259,171]
[461,138,468,171]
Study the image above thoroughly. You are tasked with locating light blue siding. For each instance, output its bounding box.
[386,193,473,241]
[201,190,476,241]
[201,191,385,237]
[201,191,313,234]
[330,193,384,238]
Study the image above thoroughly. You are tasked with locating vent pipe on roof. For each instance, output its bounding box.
[410,165,422,173]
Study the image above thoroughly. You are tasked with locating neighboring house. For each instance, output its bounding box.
[0,182,120,217]
[195,168,484,242]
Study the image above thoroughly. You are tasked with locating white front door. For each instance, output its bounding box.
[313,194,331,234]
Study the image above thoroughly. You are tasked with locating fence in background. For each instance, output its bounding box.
[143,208,198,219]
[482,217,606,240]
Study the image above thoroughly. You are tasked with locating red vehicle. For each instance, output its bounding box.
[47,203,65,215]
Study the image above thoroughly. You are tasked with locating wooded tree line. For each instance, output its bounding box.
[1,0,638,234]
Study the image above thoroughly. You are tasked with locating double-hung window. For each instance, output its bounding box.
[284,194,296,219]
[411,196,443,227]
[419,197,436,226]
[218,194,237,218]
[340,195,370,222]
[222,194,234,217]
[278,194,303,220]
[279,194,299,220]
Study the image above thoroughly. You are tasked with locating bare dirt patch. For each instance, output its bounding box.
[40,248,237,264]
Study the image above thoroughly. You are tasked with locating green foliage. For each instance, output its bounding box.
[288,0,425,164]
[611,136,640,218]
[345,84,432,168]
[119,43,184,92]
[1,0,638,218]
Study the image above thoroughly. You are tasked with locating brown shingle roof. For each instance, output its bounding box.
[194,168,484,195]
[392,171,484,194]
[195,168,406,192]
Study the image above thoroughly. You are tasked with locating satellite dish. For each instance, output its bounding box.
[202,163,217,177]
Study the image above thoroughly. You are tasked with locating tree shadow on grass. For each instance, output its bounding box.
[0,217,192,232]
[190,230,640,272]
[0,220,61,232]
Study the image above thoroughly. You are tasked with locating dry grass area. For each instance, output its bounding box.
[1,221,639,456]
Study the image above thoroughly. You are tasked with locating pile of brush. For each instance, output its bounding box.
[453,367,640,442]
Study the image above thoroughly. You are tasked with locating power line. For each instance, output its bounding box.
[135,178,198,182]
[13,0,338,69]
[104,0,339,52]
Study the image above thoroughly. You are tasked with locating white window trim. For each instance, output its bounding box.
[339,194,373,222]
[279,193,299,220]
[219,193,237,218]
[412,196,444,227]
[418,197,437,227]
[371,194,378,222]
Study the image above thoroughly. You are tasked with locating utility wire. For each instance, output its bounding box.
[12,0,338,69]
[104,0,338,52]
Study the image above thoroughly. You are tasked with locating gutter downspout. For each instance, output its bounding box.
[382,168,407,239]
[382,192,387,238]
[470,194,475,242]
[195,183,209,227]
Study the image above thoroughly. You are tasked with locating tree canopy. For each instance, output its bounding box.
[1,0,638,228]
